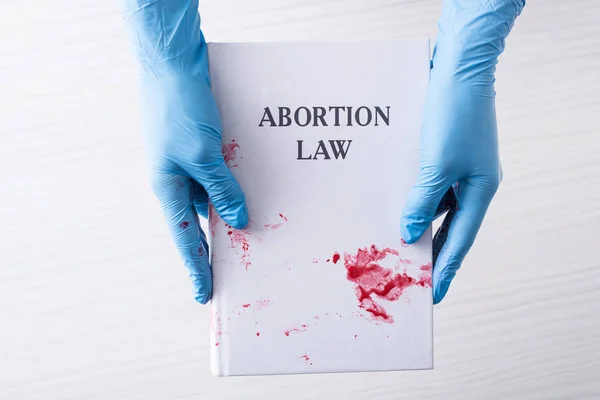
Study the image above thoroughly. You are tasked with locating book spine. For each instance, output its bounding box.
[209,301,222,376]
[208,203,227,376]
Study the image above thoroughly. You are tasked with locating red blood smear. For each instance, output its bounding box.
[417,262,433,287]
[264,213,289,230]
[354,334,358,339]
[343,245,429,323]
[256,332,260,336]
[242,304,251,308]
[300,354,312,365]
[284,324,309,336]
[332,253,340,264]
[264,223,284,229]
[222,140,240,168]
[215,342,219,346]
[212,310,227,338]
[208,204,220,237]
[179,221,189,229]
[400,238,408,247]
[326,259,330,263]
[242,257,250,270]
[227,226,251,270]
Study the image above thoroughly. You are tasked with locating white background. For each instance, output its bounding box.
[1,0,599,398]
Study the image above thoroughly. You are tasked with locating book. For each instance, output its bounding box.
[206,41,432,376]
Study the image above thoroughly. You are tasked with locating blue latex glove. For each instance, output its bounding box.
[121,0,248,304]
[401,0,526,304]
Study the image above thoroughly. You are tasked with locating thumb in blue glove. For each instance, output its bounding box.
[401,0,526,304]
[121,0,247,304]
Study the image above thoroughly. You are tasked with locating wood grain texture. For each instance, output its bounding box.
[1,0,599,398]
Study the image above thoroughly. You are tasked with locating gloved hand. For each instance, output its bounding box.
[121,0,248,304]
[401,0,526,304]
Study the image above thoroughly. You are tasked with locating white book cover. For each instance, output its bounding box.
[206,41,432,376]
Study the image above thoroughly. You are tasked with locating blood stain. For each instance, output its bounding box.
[215,342,219,346]
[332,253,340,264]
[256,332,260,336]
[208,204,220,237]
[354,334,358,339]
[300,354,313,365]
[264,213,289,230]
[400,238,408,247]
[242,304,251,308]
[222,139,240,168]
[417,262,433,287]
[226,224,251,270]
[326,259,331,263]
[342,245,430,323]
[211,310,228,340]
[284,324,310,336]
[179,221,189,229]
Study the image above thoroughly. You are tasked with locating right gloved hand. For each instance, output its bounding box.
[121,0,248,304]
[400,0,525,304]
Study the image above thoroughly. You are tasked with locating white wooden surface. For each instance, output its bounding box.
[1,0,599,398]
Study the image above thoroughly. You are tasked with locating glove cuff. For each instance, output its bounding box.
[432,0,526,83]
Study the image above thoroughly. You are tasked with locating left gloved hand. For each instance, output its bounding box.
[121,0,248,304]
[401,0,526,304]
